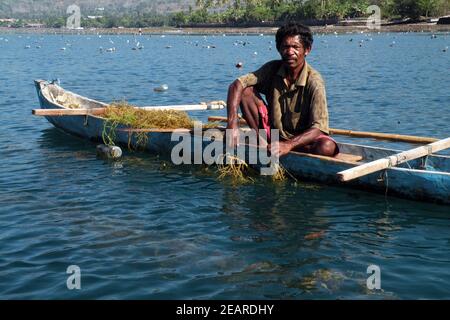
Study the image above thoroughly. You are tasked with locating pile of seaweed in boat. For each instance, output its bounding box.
[101,101,215,150]
[103,101,196,130]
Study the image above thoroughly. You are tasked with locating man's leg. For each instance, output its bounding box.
[295,135,338,157]
[310,137,338,157]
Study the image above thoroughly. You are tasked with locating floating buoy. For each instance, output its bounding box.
[235,62,243,69]
[154,84,169,92]
[96,144,122,159]
[443,46,448,52]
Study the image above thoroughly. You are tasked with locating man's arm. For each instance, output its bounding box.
[226,79,244,129]
[225,80,245,147]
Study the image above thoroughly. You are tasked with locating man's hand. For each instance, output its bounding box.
[270,140,292,158]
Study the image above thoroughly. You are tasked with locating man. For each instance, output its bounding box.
[226,23,338,158]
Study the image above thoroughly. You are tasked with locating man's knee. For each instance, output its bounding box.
[240,87,260,114]
[241,87,256,102]
[314,138,337,157]
[242,86,265,105]
[243,86,255,95]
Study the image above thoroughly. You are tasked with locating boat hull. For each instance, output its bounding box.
[34,80,450,204]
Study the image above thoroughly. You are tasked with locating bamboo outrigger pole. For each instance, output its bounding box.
[337,137,450,182]
[206,116,439,144]
[141,101,225,111]
[32,108,106,116]
[32,101,226,116]
[329,128,437,144]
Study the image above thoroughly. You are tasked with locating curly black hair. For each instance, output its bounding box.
[275,23,314,51]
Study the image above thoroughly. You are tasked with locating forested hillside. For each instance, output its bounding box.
[0,0,194,18]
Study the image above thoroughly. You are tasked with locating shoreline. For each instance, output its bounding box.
[1,23,450,35]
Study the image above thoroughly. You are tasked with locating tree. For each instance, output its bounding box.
[392,0,422,19]
[172,11,189,25]
[418,0,443,17]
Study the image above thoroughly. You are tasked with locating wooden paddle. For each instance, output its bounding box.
[207,116,438,144]
[337,137,450,182]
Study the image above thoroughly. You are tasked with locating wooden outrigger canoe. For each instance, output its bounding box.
[34,80,450,204]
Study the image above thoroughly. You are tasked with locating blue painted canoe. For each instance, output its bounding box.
[34,80,450,204]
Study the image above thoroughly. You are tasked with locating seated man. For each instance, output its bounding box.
[226,22,338,158]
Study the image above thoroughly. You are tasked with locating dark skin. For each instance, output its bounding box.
[226,35,336,157]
